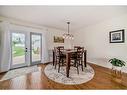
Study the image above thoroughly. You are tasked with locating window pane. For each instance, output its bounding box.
[31,34,41,62]
[12,33,25,65]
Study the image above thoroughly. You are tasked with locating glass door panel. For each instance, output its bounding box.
[11,32,27,69]
[30,33,42,64]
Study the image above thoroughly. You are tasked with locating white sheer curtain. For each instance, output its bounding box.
[41,31,49,63]
[0,21,11,72]
[0,22,2,71]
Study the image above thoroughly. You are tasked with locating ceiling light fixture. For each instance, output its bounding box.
[63,22,74,40]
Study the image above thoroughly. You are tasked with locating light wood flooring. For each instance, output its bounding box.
[0,63,127,89]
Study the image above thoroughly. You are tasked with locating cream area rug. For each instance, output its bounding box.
[44,64,95,85]
[0,65,39,81]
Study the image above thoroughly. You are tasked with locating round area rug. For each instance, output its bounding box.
[44,64,95,85]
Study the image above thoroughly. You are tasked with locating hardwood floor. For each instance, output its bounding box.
[0,62,127,89]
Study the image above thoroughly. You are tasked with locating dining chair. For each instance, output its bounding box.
[54,46,66,73]
[71,46,84,74]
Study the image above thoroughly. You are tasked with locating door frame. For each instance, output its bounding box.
[30,32,42,65]
[10,30,28,69]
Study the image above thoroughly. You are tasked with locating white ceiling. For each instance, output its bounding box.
[0,6,127,31]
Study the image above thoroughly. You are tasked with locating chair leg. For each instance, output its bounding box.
[58,63,60,73]
[62,59,64,66]
[74,60,76,67]
[81,60,83,71]
[58,59,61,73]
[54,58,57,69]
[84,52,87,67]
[76,61,79,74]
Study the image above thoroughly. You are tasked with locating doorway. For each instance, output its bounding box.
[10,31,42,69]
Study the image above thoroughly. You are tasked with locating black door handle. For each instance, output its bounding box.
[25,48,28,52]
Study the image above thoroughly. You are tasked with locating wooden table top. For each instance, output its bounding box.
[53,49,86,54]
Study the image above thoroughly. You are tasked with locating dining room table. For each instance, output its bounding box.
[53,49,87,77]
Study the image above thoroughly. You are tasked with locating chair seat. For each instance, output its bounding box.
[58,54,66,58]
[71,53,82,59]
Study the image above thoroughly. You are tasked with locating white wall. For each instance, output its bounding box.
[46,28,73,61]
[46,28,72,50]
[73,14,127,69]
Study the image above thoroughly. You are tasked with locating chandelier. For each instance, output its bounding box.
[63,22,74,39]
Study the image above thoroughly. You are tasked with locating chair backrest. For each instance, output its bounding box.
[75,46,84,59]
[57,46,64,51]
[74,46,81,50]
[57,46,64,53]
[54,46,64,56]
[74,46,84,51]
